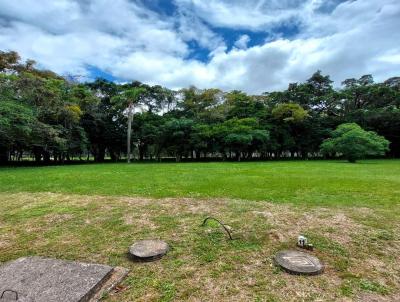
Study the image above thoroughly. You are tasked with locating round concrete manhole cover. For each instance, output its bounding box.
[129,240,169,262]
[274,250,324,275]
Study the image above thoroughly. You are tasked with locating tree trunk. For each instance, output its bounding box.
[18,151,23,161]
[110,150,118,162]
[91,145,105,162]
[95,147,105,162]
[33,147,42,163]
[127,104,133,163]
[0,146,8,164]
[138,143,145,161]
[43,151,50,164]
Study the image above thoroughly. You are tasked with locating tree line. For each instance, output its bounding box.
[1,50,399,164]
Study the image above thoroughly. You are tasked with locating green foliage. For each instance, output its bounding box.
[0,100,35,148]
[321,123,389,162]
[161,118,195,161]
[111,86,146,110]
[210,118,269,160]
[272,103,309,123]
[1,50,400,163]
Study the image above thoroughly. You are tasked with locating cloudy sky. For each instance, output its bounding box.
[0,0,399,93]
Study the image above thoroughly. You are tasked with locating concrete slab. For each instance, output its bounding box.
[0,257,124,302]
[88,266,129,302]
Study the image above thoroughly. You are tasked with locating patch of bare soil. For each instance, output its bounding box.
[356,292,400,302]
[254,205,364,245]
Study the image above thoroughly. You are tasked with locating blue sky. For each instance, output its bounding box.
[139,0,304,63]
[0,0,399,93]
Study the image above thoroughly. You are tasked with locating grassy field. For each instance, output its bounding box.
[1,160,400,207]
[0,160,399,301]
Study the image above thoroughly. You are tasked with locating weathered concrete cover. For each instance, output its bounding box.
[274,250,324,275]
[0,257,114,302]
[129,239,169,261]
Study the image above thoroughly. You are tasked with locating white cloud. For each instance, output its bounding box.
[234,35,250,49]
[173,0,306,30]
[176,10,225,51]
[377,52,400,64]
[0,0,399,94]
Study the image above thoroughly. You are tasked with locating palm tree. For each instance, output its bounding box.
[112,87,146,163]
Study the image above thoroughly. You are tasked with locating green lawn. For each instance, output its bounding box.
[1,160,400,207]
[1,160,399,301]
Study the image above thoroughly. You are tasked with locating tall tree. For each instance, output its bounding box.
[112,87,146,162]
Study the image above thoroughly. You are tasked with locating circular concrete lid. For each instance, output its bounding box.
[129,240,169,262]
[274,250,324,275]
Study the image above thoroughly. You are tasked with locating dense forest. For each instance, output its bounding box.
[1,50,399,164]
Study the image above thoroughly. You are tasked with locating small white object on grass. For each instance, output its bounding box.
[297,235,308,247]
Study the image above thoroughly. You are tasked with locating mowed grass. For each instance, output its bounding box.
[1,160,400,207]
[0,160,399,301]
[0,193,399,301]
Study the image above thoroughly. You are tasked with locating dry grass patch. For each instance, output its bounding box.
[0,192,399,301]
